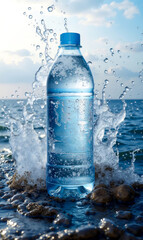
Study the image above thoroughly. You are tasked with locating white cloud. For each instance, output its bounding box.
[64,0,139,27]
[111,0,139,19]
[5,49,32,57]
[0,58,39,84]
[79,3,116,27]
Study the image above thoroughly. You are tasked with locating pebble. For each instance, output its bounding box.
[125,223,143,236]
[113,184,136,202]
[91,187,112,204]
[99,218,123,238]
[116,211,133,220]
[54,213,71,227]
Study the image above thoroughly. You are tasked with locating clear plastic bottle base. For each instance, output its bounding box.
[46,181,94,199]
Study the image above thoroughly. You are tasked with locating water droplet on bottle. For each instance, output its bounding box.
[116,79,119,82]
[141,43,143,47]
[104,70,108,74]
[11,94,14,98]
[87,61,92,65]
[105,79,109,84]
[47,6,53,12]
[29,15,33,19]
[104,58,108,63]
[28,7,31,10]
[40,11,43,15]
[39,53,43,58]
[120,83,123,87]
[125,86,129,91]
[23,12,26,15]
[117,50,120,54]
[50,38,54,42]
[53,33,57,38]
[49,29,53,33]
[131,81,134,85]
[36,45,40,50]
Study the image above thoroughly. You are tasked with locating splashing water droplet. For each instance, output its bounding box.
[50,38,54,42]
[49,29,53,33]
[47,6,53,12]
[121,83,123,87]
[41,19,45,25]
[29,15,33,19]
[23,12,26,15]
[131,80,134,85]
[110,48,114,56]
[104,58,108,63]
[28,7,32,10]
[117,50,120,54]
[104,70,108,74]
[64,18,68,32]
[40,11,43,15]
[55,81,58,85]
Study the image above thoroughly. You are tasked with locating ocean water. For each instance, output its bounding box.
[0,98,143,239]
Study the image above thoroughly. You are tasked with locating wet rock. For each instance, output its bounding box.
[0,183,5,189]
[54,213,71,227]
[0,217,12,222]
[1,192,13,200]
[85,209,96,215]
[25,202,58,218]
[58,225,99,240]
[11,199,22,208]
[17,203,27,215]
[99,218,123,238]
[39,232,58,240]
[10,193,25,202]
[113,184,136,202]
[0,203,14,210]
[116,211,133,220]
[132,182,143,191]
[0,190,4,197]
[125,223,143,236]
[74,225,99,240]
[120,232,143,240]
[135,215,143,223]
[94,183,108,189]
[91,187,112,204]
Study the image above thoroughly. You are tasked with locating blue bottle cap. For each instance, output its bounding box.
[60,32,81,47]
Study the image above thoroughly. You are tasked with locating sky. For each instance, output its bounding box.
[0,0,143,99]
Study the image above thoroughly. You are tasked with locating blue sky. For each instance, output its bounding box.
[0,0,143,99]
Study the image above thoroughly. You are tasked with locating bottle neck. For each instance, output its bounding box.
[58,46,82,56]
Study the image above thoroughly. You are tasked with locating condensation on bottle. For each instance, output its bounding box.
[46,32,95,198]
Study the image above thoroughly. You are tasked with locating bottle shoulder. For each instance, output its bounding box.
[47,55,94,93]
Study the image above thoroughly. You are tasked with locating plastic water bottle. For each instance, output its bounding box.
[46,32,95,198]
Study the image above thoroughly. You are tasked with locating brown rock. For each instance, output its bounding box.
[99,218,123,238]
[113,184,136,202]
[74,225,99,239]
[26,202,58,218]
[91,187,112,204]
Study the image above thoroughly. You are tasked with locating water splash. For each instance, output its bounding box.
[8,5,143,188]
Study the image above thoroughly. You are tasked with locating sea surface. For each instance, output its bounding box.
[0,99,143,239]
